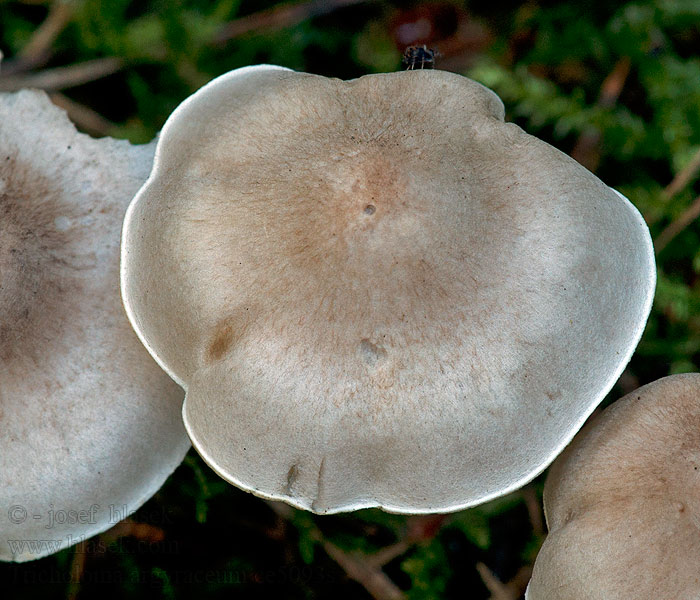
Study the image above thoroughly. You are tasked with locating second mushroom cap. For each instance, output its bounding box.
[121,65,655,513]
[526,373,700,599]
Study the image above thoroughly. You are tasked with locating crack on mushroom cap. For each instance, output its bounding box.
[310,457,327,513]
[284,462,300,494]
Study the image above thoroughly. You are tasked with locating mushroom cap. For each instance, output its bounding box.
[526,373,700,600]
[121,65,655,514]
[0,91,190,562]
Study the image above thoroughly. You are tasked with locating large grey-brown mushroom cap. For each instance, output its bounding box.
[121,65,655,514]
[0,91,190,562]
[526,373,700,599]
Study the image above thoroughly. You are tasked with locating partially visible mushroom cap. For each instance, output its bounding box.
[527,373,700,599]
[121,65,655,514]
[0,91,190,561]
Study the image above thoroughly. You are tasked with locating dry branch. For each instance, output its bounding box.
[49,92,116,137]
[570,57,630,172]
[477,562,517,600]
[17,1,73,69]
[663,146,700,200]
[323,540,406,600]
[654,194,700,253]
[0,57,123,92]
[213,0,372,43]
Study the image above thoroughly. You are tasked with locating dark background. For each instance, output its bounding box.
[1,0,699,597]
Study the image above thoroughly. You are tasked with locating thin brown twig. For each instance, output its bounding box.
[366,540,411,568]
[597,57,632,110]
[322,540,406,600]
[406,513,448,542]
[644,144,700,227]
[570,57,631,172]
[476,562,517,600]
[66,539,88,600]
[654,194,700,253]
[663,146,700,200]
[506,565,534,599]
[213,0,372,44]
[521,485,544,538]
[99,517,166,546]
[14,1,73,71]
[617,368,640,396]
[0,57,123,92]
[49,92,116,137]
[264,499,295,519]
[363,514,447,568]
[264,500,405,599]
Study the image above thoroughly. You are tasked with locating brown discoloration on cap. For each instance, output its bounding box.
[0,155,84,366]
[207,324,235,362]
[204,308,256,365]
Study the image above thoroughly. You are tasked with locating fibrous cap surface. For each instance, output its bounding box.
[0,90,190,561]
[122,65,655,514]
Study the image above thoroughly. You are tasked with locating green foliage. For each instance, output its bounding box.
[354,22,400,73]
[182,454,229,524]
[449,493,523,551]
[401,542,449,600]
[290,511,318,564]
[150,567,176,600]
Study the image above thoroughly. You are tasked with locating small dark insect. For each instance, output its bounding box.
[402,45,438,70]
